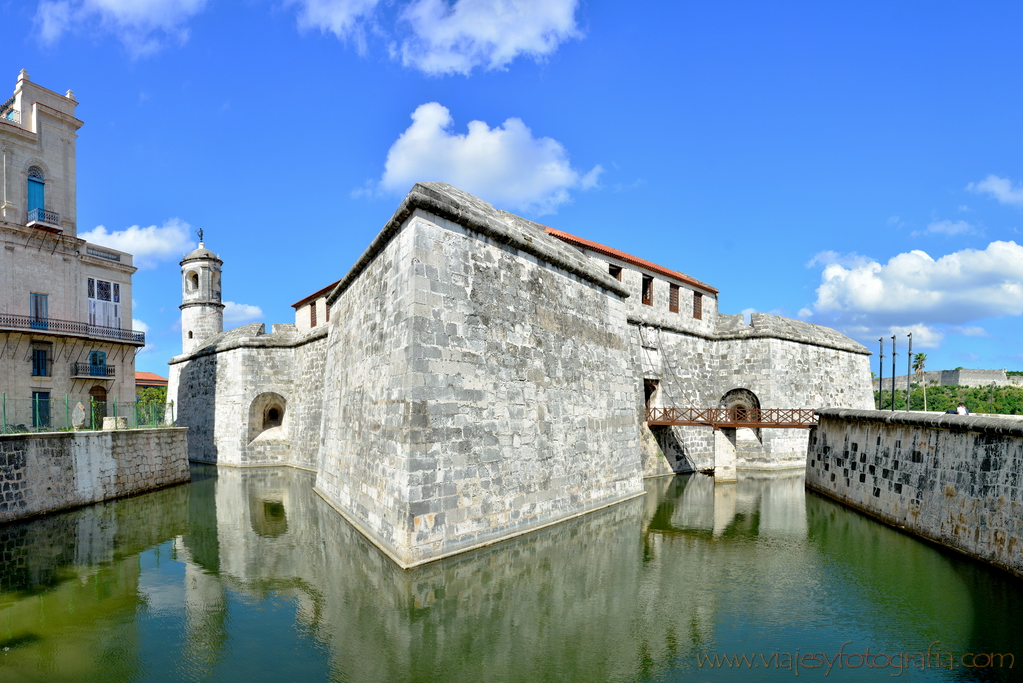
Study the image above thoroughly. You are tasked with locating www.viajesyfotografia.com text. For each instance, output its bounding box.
[696,641,1013,676]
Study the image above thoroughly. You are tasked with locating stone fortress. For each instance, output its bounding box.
[168,182,874,566]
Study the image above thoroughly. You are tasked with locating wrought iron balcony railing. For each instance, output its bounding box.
[27,207,60,227]
[0,312,145,345]
[70,362,115,378]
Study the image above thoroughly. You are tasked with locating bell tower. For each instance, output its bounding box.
[180,235,224,354]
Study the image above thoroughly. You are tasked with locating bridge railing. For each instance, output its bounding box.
[646,406,817,428]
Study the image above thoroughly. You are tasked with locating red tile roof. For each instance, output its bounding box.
[292,279,342,309]
[135,371,168,387]
[544,227,719,294]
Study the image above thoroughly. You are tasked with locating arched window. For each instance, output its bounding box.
[27,167,44,217]
[187,271,199,291]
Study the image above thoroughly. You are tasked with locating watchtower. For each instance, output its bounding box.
[180,237,223,354]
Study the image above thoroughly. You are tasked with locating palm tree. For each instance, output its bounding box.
[913,352,928,411]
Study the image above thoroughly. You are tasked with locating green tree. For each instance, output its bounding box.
[912,352,928,411]
[137,386,167,404]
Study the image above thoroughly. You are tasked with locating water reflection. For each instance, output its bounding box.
[0,467,1020,682]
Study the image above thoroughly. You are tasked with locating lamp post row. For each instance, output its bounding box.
[880,333,913,412]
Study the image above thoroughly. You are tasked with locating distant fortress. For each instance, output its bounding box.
[874,368,1023,391]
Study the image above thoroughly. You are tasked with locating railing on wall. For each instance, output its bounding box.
[0,312,145,344]
[27,207,61,226]
[646,406,818,429]
[70,362,115,378]
[0,394,173,433]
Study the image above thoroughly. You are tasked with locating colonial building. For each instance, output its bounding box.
[0,71,143,429]
[169,182,873,567]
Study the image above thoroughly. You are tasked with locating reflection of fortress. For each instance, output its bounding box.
[169,182,873,566]
[173,468,800,683]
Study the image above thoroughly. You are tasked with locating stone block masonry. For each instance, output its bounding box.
[806,408,1023,579]
[318,184,643,567]
[0,428,188,523]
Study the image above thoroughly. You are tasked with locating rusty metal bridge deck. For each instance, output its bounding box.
[646,407,817,429]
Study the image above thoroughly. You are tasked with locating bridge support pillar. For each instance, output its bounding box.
[713,428,737,483]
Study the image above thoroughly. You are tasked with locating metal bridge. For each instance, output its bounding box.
[645,407,817,430]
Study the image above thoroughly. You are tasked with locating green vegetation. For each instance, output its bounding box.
[874,384,1023,415]
[137,386,167,403]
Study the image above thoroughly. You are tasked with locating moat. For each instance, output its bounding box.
[0,465,1020,682]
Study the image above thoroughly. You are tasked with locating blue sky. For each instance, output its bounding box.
[5,0,1023,378]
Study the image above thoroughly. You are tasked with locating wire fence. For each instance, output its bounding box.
[0,394,174,434]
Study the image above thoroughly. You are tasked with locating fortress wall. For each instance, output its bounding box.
[807,408,1023,579]
[170,336,329,467]
[288,334,328,471]
[315,211,418,563]
[636,323,874,476]
[0,428,188,522]
[317,210,642,567]
[168,354,218,463]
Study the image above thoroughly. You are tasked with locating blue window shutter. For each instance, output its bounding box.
[27,177,44,213]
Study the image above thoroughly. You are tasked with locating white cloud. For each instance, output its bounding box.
[912,219,978,237]
[841,324,945,349]
[968,175,1023,208]
[34,0,207,56]
[376,102,601,214]
[952,325,988,337]
[802,241,1023,349]
[804,250,874,269]
[806,241,1023,327]
[395,0,581,75]
[80,218,194,269]
[132,319,150,333]
[223,301,264,325]
[285,0,382,52]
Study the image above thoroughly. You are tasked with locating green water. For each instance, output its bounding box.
[0,466,1020,682]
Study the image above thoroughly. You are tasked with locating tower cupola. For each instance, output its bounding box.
[180,236,224,354]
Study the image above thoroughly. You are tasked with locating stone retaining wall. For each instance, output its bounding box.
[806,408,1023,578]
[0,428,189,523]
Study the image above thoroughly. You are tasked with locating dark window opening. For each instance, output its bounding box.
[642,276,654,306]
[32,391,50,429]
[693,291,703,320]
[188,331,193,339]
[31,347,50,377]
[669,284,679,313]
[644,379,659,411]
[609,264,622,281]
[188,272,199,291]
[310,303,317,327]
[30,292,48,329]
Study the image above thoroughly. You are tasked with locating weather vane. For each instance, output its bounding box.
[197,228,204,243]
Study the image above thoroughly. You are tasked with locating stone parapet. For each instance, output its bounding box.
[0,427,189,523]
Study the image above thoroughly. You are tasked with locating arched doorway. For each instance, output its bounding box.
[89,385,107,429]
[719,387,763,443]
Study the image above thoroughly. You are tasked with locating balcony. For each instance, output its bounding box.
[71,362,115,379]
[0,312,145,345]
[27,208,61,232]
[1,108,19,125]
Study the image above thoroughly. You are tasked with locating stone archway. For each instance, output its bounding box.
[248,392,287,443]
[89,385,107,429]
[720,387,764,444]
